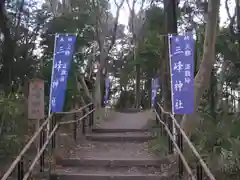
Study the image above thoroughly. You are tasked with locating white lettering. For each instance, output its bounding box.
[62,63,67,69]
[173,46,184,55]
[174,61,184,73]
[65,50,70,56]
[61,69,67,76]
[184,35,190,40]
[54,61,63,71]
[51,97,56,107]
[175,99,184,110]
[52,80,59,88]
[185,70,191,77]
[185,64,191,70]
[185,49,191,56]
[185,77,191,84]
[174,80,184,92]
[60,76,65,82]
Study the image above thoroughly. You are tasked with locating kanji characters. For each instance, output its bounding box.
[52,80,59,88]
[174,80,183,92]
[174,61,184,73]
[175,99,184,110]
[51,97,56,107]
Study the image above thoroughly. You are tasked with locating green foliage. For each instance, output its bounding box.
[0,94,27,160]
[149,135,168,156]
[192,113,240,179]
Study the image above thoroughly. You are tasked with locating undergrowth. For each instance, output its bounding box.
[147,112,240,180]
[147,119,169,156]
[192,112,240,180]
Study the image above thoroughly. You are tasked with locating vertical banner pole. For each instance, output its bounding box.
[168,34,176,146]
[48,34,58,137]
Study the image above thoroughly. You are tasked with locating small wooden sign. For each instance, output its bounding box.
[28,78,45,119]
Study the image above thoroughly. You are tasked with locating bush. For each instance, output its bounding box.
[0,93,28,161]
[193,112,240,179]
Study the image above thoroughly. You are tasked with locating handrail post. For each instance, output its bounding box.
[155,102,159,124]
[88,105,92,128]
[161,113,167,136]
[167,115,174,154]
[82,108,86,135]
[39,128,45,172]
[177,130,184,178]
[73,112,77,142]
[163,113,167,136]
[51,114,57,149]
[17,158,24,180]
[91,104,94,126]
[197,162,203,180]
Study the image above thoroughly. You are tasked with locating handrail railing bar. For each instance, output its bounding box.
[56,103,93,115]
[153,109,167,125]
[1,115,52,180]
[169,113,216,180]
[157,103,216,180]
[1,103,95,180]
[22,124,59,180]
[59,109,95,125]
[155,112,196,179]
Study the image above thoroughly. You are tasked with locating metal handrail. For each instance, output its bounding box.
[155,103,216,180]
[60,109,95,125]
[22,124,59,180]
[1,115,52,180]
[1,102,95,180]
[55,102,93,115]
[155,111,195,179]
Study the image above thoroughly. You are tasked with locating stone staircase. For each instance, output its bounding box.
[51,129,177,180]
[50,111,177,180]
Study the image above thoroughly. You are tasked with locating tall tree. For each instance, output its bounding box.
[162,0,178,111]
[180,0,220,137]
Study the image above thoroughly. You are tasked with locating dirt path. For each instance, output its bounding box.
[98,110,155,129]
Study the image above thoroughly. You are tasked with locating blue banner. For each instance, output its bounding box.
[49,34,76,113]
[104,76,110,104]
[169,32,194,114]
[151,78,159,106]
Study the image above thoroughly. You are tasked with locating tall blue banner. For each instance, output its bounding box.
[151,78,159,107]
[169,32,194,114]
[49,34,76,113]
[104,76,110,104]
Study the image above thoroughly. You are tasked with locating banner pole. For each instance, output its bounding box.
[168,34,177,149]
[48,34,58,137]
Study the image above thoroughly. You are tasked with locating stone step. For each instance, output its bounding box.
[86,132,154,142]
[56,157,169,167]
[61,142,161,164]
[50,166,175,180]
[92,128,149,133]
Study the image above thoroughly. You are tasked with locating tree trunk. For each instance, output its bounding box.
[209,70,216,119]
[162,0,178,111]
[94,65,104,120]
[180,0,220,137]
[147,77,152,108]
[135,63,141,108]
[217,61,228,111]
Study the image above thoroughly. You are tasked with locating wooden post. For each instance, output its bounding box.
[28,78,45,152]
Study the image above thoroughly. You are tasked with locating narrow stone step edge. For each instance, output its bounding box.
[56,158,169,167]
[85,135,155,142]
[50,173,172,180]
[92,128,149,133]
